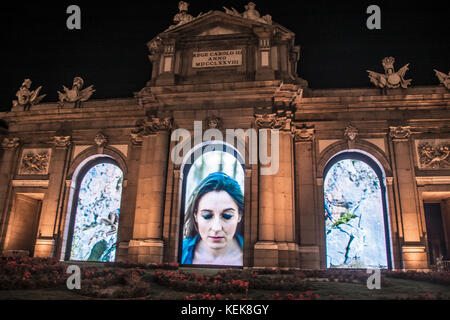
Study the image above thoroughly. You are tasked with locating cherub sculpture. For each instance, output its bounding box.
[12,79,46,111]
[434,69,450,90]
[58,77,95,108]
[367,57,412,89]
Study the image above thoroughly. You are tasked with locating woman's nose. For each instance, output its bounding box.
[211,216,222,232]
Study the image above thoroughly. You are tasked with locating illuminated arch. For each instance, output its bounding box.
[324,151,392,269]
[63,157,124,262]
[178,141,245,265]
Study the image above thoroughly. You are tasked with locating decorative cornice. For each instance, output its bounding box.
[1,137,21,150]
[389,126,412,140]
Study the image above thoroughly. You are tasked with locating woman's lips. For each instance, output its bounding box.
[209,236,224,242]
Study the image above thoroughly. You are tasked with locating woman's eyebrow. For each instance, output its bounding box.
[200,209,213,213]
[221,208,236,212]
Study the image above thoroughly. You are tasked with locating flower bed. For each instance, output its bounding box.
[0,256,68,290]
[384,270,450,286]
[152,270,249,294]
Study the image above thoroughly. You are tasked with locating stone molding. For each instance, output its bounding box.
[416,176,450,186]
[12,180,49,188]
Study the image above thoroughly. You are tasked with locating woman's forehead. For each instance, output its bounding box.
[197,190,238,210]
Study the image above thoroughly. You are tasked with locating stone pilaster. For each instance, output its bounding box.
[34,136,71,258]
[0,137,21,252]
[253,112,297,267]
[389,126,428,269]
[129,117,172,263]
[293,124,320,269]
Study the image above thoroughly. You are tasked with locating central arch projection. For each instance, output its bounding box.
[180,143,245,267]
[324,152,391,269]
[67,159,124,262]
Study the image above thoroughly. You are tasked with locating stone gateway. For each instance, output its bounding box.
[0,3,449,270]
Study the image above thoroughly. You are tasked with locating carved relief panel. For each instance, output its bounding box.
[415,139,450,169]
[18,148,52,175]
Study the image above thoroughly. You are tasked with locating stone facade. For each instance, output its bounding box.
[0,8,449,270]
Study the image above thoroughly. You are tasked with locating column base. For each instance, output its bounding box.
[128,239,164,264]
[401,245,428,270]
[298,245,320,269]
[34,239,55,258]
[253,241,279,267]
[278,242,300,268]
[116,241,129,262]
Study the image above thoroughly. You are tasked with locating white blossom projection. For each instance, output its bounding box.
[324,159,388,269]
[70,163,123,262]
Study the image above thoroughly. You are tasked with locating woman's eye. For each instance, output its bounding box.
[201,213,213,220]
[222,213,233,220]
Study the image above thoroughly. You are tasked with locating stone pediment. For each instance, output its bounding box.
[149,10,294,44]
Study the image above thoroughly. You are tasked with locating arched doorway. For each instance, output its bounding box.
[65,157,124,262]
[324,151,392,269]
[179,141,245,267]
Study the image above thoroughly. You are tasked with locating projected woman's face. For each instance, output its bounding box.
[195,190,241,251]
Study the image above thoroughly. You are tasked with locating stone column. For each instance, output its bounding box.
[389,126,427,269]
[0,137,21,252]
[34,136,71,258]
[293,125,320,269]
[129,117,172,263]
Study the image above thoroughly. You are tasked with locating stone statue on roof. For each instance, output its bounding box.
[13,79,46,111]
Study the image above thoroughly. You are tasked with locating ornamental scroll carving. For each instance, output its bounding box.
[19,149,51,175]
[417,141,450,169]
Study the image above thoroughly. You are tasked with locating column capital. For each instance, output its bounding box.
[52,136,72,149]
[389,126,412,141]
[1,137,20,150]
[292,123,314,142]
[255,112,292,131]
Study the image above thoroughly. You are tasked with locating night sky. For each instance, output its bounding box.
[1,0,448,113]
